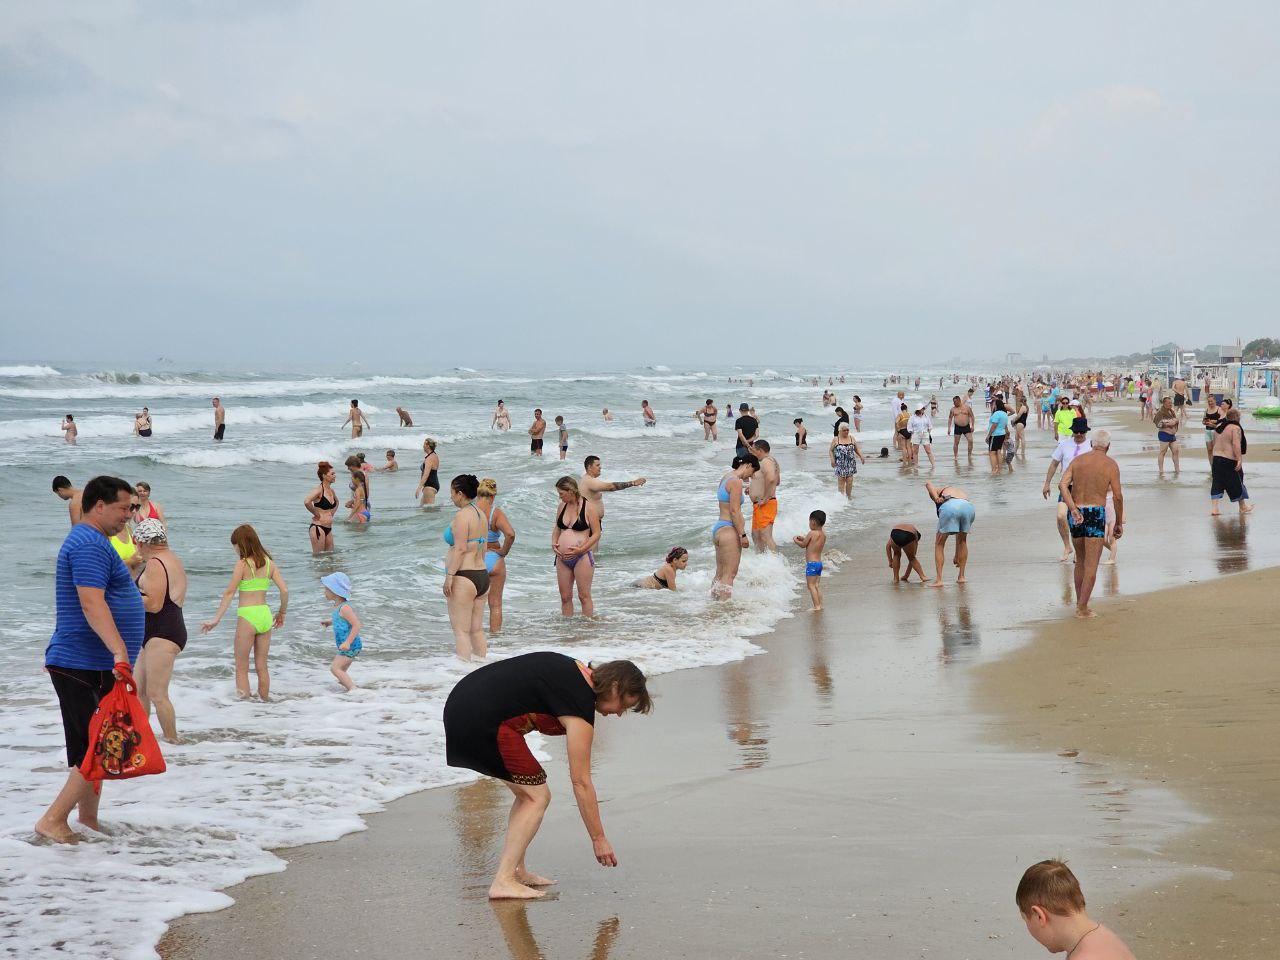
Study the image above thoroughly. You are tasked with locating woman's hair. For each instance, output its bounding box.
[731,453,761,472]
[853,395,861,402]
[994,398,1007,412]
[424,437,437,451]
[350,470,368,498]
[477,477,498,498]
[555,475,580,496]
[838,422,851,433]
[134,481,151,494]
[452,474,479,498]
[231,524,271,569]
[665,546,687,564]
[834,407,846,416]
[317,460,332,480]
[589,660,652,714]
[344,455,361,470]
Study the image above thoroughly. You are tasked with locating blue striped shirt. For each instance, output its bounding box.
[45,524,144,670]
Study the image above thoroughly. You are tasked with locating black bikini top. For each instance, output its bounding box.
[315,485,336,511]
[557,499,590,532]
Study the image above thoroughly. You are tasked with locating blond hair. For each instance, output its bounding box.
[477,478,497,498]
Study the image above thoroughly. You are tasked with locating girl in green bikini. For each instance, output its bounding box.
[202,524,288,700]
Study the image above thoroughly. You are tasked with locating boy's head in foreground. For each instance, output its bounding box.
[809,510,826,531]
[1016,859,1137,957]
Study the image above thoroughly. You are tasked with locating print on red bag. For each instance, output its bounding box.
[78,664,167,781]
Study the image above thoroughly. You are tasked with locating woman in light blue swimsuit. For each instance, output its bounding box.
[475,478,515,632]
[712,454,760,598]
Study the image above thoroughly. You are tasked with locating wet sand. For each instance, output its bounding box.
[975,567,1280,959]
[162,411,1280,960]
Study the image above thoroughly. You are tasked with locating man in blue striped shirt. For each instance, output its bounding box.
[36,476,145,844]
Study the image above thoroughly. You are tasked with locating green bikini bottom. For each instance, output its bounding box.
[237,604,273,634]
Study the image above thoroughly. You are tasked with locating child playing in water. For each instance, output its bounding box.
[792,510,827,611]
[555,415,568,461]
[1017,860,1136,959]
[320,572,363,691]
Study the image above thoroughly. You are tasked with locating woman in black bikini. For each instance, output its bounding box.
[132,519,188,744]
[637,546,688,590]
[416,438,441,506]
[553,476,601,617]
[885,523,927,584]
[444,474,489,662]
[1013,394,1030,456]
[304,461,338,553]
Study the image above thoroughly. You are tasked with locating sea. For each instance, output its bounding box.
[0,361,958,959]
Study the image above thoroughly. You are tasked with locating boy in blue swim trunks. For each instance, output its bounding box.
[792,510,827,611]
[320,572,364,691]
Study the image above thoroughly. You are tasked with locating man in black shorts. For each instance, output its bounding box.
[528,409,546,456]
[36,476,145,844]
[734,403,758,460]
[947,395,975,458]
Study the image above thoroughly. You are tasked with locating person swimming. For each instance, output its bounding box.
[636,547,688,591]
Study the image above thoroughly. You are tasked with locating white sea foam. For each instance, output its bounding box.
[0,364,62,377]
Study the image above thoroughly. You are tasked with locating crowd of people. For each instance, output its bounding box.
[36,368,1257,955]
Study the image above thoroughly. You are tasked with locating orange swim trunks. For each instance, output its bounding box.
[752,498,778,530]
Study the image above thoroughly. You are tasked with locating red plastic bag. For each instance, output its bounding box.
[78,663,167,782]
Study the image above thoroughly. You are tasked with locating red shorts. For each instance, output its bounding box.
[496,713,566,785]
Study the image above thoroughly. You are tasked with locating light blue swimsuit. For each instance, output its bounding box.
[711,475,740,540]
[332,605,362,658]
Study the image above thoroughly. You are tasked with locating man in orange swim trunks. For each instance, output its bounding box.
[750,439,780,553]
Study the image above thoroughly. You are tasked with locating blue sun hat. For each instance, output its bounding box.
[320,572,351,599]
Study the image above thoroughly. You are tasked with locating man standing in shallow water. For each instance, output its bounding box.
[749,439,780,552]
[1060,427,1124,619]
[578,456,646,533]
[947,395,974,459]
[212,397,225,441]
[528,409,546,456]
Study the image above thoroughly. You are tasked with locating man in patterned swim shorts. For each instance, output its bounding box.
[1060,427,1125,619]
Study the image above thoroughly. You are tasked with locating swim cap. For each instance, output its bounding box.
[133,518,167,544]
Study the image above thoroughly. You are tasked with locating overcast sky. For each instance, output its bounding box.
[1,1,1276,369]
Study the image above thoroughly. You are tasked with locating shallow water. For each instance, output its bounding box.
[1,362,962,959]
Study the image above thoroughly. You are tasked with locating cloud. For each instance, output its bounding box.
[1030,84,1173,150]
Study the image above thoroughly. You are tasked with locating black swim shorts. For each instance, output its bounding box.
[214,423,225,441]
[48,666,116,768]
[954,424,972,435]
[530,438,543,452]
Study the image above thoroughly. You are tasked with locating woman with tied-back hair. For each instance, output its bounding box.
[202,524,288,700]
[475,478,516,632]
[552,476,602,617]
[304,461,338,552]
[443,474,489,661]
[415,438,441,506]
[345,455,371,524]
[636,546,688,590]
[133,481,166,526]
[711,454,759,598]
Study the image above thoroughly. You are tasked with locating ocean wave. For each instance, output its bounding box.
[0,364,61,378]
[0,376,468,402]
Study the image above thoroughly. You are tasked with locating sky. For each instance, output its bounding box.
[1,1,1277,369]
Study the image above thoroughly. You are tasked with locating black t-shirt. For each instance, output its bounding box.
[832,414,849,436]
[734,415,758,444]
[444,652,596,780]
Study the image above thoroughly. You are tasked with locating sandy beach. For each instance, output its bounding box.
[160,408,1280,960]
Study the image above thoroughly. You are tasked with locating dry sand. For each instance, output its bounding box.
[161,408,1280,960]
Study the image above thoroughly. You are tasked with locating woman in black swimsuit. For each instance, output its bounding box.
[553,476,602,617]
[132,519,188,744]
[443,653,651,899]
[416,438,441,506]
[1013,395,1030,456]
[304,461,338,553]
[885,523,927,583]
[637,546,688,590]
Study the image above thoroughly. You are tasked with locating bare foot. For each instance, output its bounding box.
[956,576,966,584]
[930,580,944,588]
[489,879,547,900]
[1210,510,1220,517]
[77,817,112,836]
[811,605,823,612]
[1058,551,1073,563]
[34,820,80,844]
[163,736,184,745]
[1101,558,1115,565]
[515,869,556,887]
[1241,504,1254,514]
[1075,608,1096,619]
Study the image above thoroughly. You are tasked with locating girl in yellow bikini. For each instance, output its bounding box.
[202,524,288,700]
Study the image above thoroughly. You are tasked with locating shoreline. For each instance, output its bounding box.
[162,410,1280,959]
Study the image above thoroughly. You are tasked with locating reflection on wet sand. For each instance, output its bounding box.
[1059,563,1075,606]
[490,902,620,960]
[722,661,770,770]
[1211,515,1250,574]
[807,614,834,706]
[938,599,980,663]
[451,778,507,884]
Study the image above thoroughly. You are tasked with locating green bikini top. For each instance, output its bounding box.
[239,558,271,592]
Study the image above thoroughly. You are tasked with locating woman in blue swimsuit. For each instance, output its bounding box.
[552,476,602,617]
[476,478,516,632]
[712,454,760,598]
[443,474,490,661]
